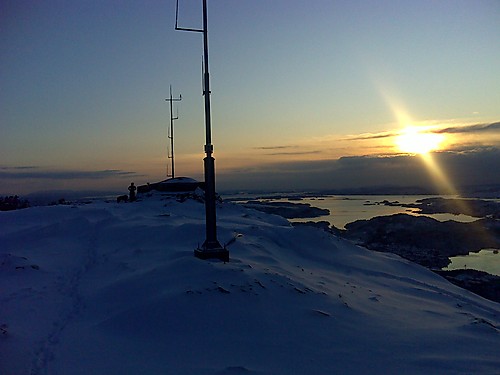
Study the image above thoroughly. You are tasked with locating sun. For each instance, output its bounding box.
[395,127,444,154]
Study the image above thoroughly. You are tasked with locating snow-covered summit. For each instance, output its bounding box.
[1,193,498,374]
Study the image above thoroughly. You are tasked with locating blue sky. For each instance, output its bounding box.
[1,0,499,194]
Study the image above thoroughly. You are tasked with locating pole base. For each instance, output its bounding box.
[194,242,229,262]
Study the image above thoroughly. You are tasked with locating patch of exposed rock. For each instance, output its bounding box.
[341,213,499,269]
[434,269,500,303]
[240,201,330,219]
[374,197,500,220]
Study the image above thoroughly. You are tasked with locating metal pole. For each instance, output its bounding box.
[202,0,216,244]
[198,0,227,260]
[175,0,228,261]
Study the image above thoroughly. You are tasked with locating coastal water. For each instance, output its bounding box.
[301,195,499,275]
[279,195,478,229]
[444,249,500,276]
[232,194,499,275]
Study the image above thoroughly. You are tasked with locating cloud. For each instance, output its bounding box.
[343,121,500,141]
[433,121,500,134]
[343,131,398,141]
[441,144,498,153]
[219,147,500,192]
[0,166,39,171]
[250,145,323,156]
[264,150,323,156]
[254,145,296,150]
[0,168,141,180]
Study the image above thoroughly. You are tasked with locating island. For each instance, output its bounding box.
[239,200,330,219]
[370,197,500,219]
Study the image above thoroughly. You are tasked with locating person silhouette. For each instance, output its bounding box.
[128,182,137,202]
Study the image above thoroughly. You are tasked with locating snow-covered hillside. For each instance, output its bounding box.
[1,193,499,375]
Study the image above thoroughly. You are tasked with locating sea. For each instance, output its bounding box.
[226,193,500,276]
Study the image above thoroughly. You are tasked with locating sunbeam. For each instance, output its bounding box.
[380,99,495,257]
[419,152,457,196]
[379,93,477,219]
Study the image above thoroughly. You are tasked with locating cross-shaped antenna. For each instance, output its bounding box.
[165,85,182,179]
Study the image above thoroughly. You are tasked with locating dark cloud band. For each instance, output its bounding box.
[434,122,500,134]
[0,168,140,180]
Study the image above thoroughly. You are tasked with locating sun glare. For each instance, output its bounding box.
[396,127,444,154]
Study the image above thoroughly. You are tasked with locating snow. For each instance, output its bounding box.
[1,192,499,375]
[159,177,198,184]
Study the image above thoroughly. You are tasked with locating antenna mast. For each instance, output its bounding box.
[175,0,228,262]
[165,85,182,179]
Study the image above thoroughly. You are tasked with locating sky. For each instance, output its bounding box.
[1,0,500,195]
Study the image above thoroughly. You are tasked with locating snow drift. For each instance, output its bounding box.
[1,193,498,375]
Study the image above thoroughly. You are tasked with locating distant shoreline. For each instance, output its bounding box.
[370,197,500,220]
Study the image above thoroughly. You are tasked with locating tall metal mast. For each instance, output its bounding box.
[165,85,181,179]
[175,0,228,261]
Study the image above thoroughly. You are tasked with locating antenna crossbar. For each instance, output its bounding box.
[175,0,203,32]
